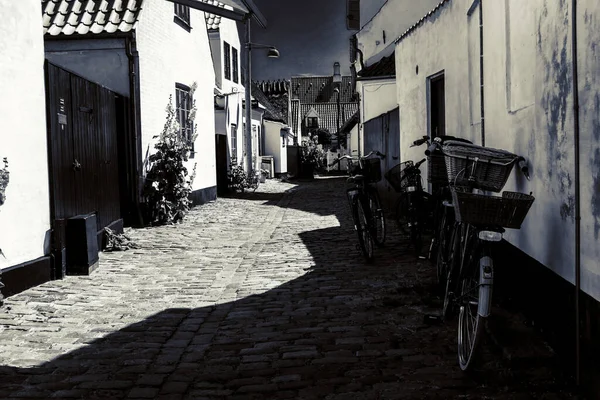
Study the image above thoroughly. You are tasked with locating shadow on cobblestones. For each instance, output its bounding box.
[0,178,578,399]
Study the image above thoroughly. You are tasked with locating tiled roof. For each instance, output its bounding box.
[202,0,225,30]
[339,110,359,133]
[358,51,395,78]
[42,0,143,36]
[251,82,286,123]
[299,102,359,135]
[394,0,451,45]
[290,76,355,103]
[291,100,300,135]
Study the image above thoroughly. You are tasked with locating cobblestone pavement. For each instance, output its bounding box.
[0,177,578,399]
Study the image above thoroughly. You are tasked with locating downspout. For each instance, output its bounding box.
[479,0,485,146]
[126,33,144,227]
[570,0,581,387]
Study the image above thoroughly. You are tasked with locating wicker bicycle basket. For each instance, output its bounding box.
[443,141,518,192]
[361,157,382,183]
[384,161,419,192]
[427,152,449,185]
[450,187,535,229]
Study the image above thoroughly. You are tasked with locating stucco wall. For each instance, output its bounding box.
[264,121,287,174]
[573,0,600,297]
[136,0,216,191]
[395,0,600,301]
[360,0,388,30]
[357,0,442,65]
[44,39,129,96]
[0,0,51,269]
[357,79,397,157]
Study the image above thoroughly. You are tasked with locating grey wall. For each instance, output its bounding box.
[44,39,130,96]
[249,0,353,80]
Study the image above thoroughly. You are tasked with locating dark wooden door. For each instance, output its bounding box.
[430,74,446,138]
[215,135,228,195]
[45,62,123,234]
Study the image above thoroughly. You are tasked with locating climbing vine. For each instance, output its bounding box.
[142,85,198,225]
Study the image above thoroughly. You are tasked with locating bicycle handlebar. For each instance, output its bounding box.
[328,151,386,167]
[410,136,430,148]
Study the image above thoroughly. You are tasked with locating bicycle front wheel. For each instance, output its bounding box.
[355,199,374,262]
[457,237,492,371]
[368,190,386,247]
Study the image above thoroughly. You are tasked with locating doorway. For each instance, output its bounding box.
[429,72,446,139]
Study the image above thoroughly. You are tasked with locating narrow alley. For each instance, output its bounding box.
[0,178,575,399]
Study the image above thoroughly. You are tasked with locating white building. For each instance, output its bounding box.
[0,0,52,297]
[392,0,599,387]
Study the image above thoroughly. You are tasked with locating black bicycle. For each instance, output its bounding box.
[331,151,386,261]
[384,138,433,257]
[435,140,533,370]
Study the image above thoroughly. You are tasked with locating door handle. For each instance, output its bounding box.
[73,159,82,171]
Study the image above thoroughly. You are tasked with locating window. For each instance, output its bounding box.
[306,117,319,129]
[232,47,239,83]
[224,42,231,81]
[174,4,191,30]
[175,83,195,158]
[230,124,237,163]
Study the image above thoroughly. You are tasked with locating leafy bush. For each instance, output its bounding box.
[0,158,8,207]
[142,86,198,225]
[300,135,326,172]
[227,165,260,193]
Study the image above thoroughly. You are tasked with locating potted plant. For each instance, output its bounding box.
[0,158,8,207]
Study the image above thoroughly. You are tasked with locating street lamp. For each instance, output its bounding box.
[244,21,279,175]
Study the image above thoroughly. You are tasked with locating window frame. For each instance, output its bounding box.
[224,42,231,81]
[306,117,319,129]
[232,47,239,84]
[174,4,191,31]
[230,124,237,164]
[175,83,195,158]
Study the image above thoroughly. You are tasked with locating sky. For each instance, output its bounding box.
[248,0,354,81]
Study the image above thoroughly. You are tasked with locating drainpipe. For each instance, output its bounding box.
[126,33,144,227]
[571,0,581,387]
[478,1,485,146]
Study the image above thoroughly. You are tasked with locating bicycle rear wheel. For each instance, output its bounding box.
[368,190,386,246]
[355,199,374,262]
[457,235,491,371]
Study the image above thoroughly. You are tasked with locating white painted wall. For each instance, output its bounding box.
[209,16,245,172]
[264,120,287,174]
[394,0,600,301]
[356,0,442,66]
[360,0,388,30]
[136,0,216,192]
[356,79,397,157]
[0,0,51,269]
[577,0,600,297]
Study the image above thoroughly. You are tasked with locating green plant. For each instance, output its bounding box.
[300,135,326,171]
[143,85,198,225]
[227,164,248,192]
[104,227,139,251]
[0,158,9,208]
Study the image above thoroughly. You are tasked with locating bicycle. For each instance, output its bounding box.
[330,151,386,262]
[435,140,533,371]
[384,139,433,257]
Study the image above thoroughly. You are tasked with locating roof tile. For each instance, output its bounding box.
[202,0,225,30]
[358,51,395,78]
[42,0,143,37]
[290,76,355,103]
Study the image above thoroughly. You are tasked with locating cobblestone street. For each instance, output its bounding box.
[0,177,576,399]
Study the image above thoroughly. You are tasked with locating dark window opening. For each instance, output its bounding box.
[224,42,231,81]
[306,117,319,129]
[174,4,191,30]
[175,83,195,158]
[231,124,237,164]
[429,73,446,139]
[232,47,239,83]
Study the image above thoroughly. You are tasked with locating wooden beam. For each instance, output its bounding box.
[241,0,268,28]
[166,0,246,21]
